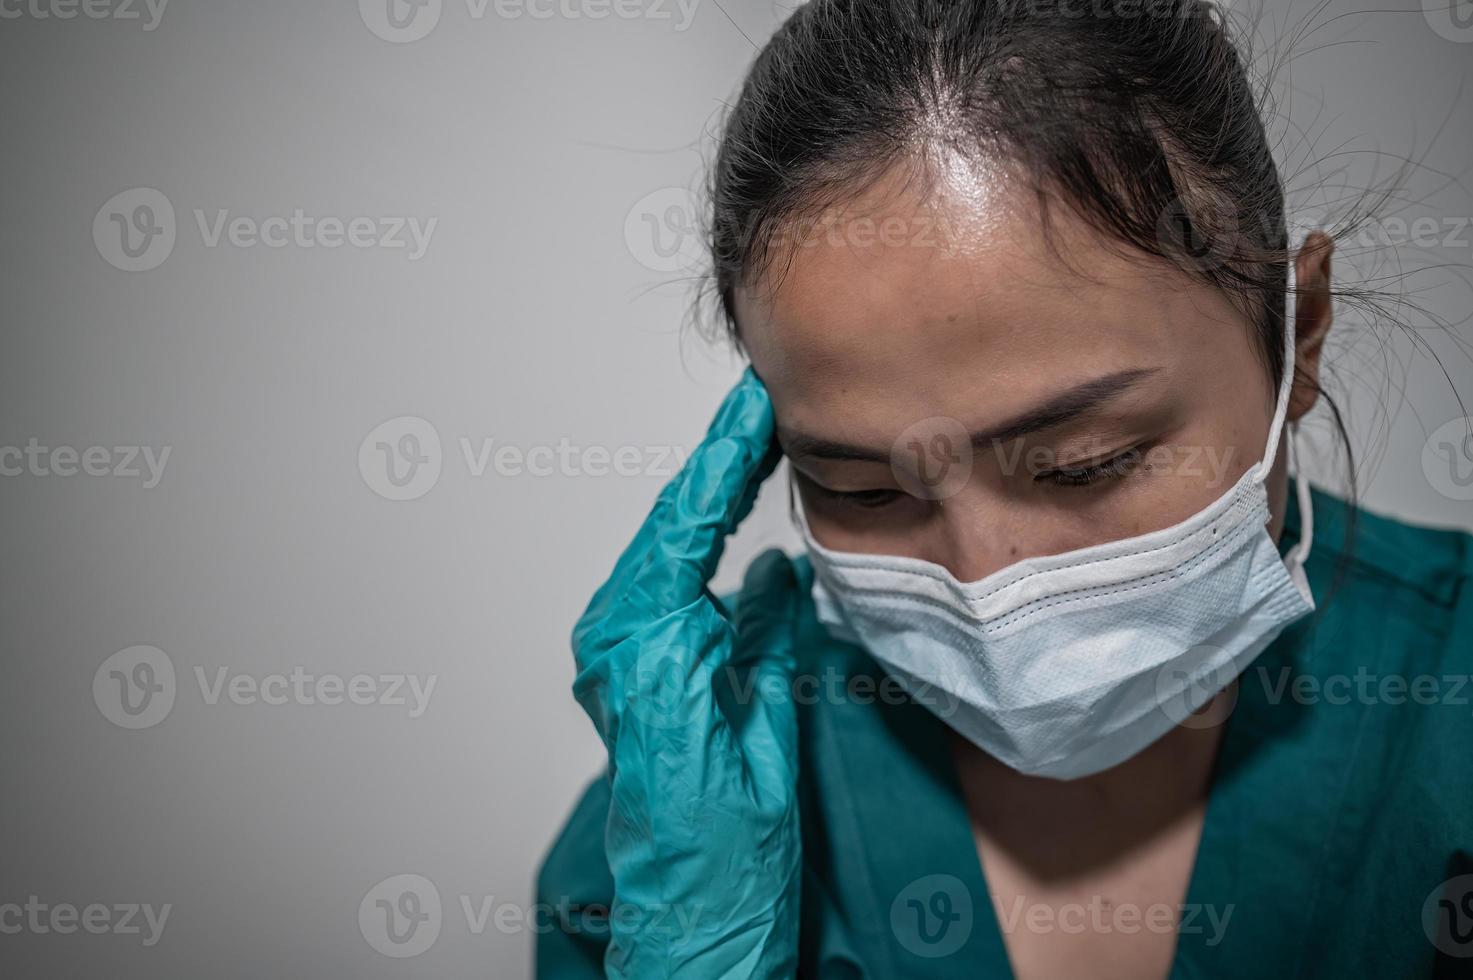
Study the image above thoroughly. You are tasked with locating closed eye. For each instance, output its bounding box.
[1036,446,1145,487]
[812,486,906,509]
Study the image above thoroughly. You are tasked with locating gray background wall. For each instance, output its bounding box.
[1,0,1470,977]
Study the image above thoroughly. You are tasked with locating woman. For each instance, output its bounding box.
[537,0,1473,976]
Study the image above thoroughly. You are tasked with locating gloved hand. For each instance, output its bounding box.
[571,367,801,979]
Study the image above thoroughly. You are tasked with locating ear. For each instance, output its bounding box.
[1287,231,1334,422]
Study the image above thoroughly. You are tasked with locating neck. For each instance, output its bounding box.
[950,689,1231,878]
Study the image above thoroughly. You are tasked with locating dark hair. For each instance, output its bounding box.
[698,0,1398,586]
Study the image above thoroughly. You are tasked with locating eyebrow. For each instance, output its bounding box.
[780,367,1162,463]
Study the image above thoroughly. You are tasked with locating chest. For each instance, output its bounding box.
[969,796,1209,980]
[793,612,1468,979]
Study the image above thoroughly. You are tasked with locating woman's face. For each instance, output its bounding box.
[736,162,1297,583]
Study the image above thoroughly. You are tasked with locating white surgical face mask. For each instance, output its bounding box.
[794,293,1316,780]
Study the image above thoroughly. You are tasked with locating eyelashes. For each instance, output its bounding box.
[1035,445,1146,487]
[803,443,1150,510]
[810,485,906,510]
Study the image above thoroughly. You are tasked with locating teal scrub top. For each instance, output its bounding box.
[535,487,1473,978]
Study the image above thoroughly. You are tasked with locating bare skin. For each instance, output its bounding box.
[736,158,1334,979]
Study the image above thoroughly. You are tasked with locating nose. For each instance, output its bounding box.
[922,488,1023,583]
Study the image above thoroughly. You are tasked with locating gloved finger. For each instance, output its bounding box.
[640,410,778,609]
[579,597,729,752]
[612,367,775,613]
[572,367,777,666]
[589,551,794,767]
[723,548,802,810]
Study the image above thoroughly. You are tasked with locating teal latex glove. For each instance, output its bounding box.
[571,367,801,979]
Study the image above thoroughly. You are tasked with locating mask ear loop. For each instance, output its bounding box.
[1277,261,1316,603]
[1283,426,1316,603]
[786,462,819,543]
[1257,264,1299,483]
[786,463,848,563]
[785,461,799,526]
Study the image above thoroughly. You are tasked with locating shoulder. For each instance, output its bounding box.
[1271,488,1473,868]
[1299,485,1472,614]
[1287,486,1473,723]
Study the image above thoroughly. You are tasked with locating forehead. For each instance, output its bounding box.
[734,162,1250,441]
